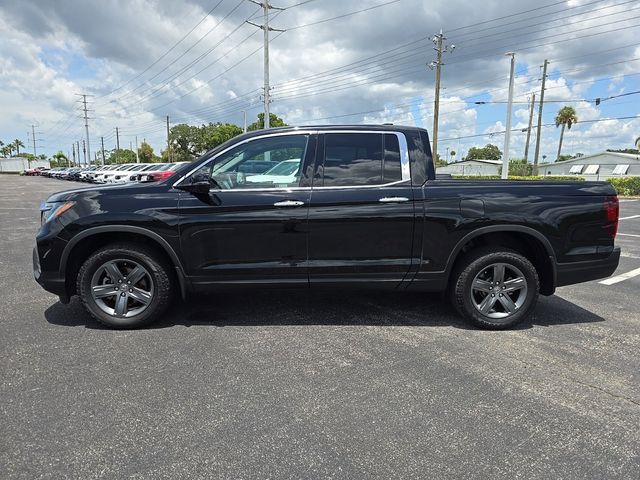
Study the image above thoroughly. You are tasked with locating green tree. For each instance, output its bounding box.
[0,145,11,157]
[52,151,68,168]
[168,124,200,160]
[607,148,640,155]
[248,113,288,131]
[465,144,502,161]
[107,149,136,164]
[13,139,25,156]
[508,158,533,176]
[556,154,574,162]
[635,136,640,150]
[201,122,243,151]
[555,106,578,161]
[434,153,447,167]
[138,142,156,163]
[449,150,456,161]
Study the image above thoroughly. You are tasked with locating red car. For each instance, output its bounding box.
[25,167,49,176]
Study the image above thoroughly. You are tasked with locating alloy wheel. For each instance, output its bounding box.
[90,259,154,318]
[470,263,528,319]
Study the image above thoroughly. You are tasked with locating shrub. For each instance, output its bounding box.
[607,177,640,196]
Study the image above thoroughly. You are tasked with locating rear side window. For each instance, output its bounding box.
[383,134,402,183]
[321,133,402,186]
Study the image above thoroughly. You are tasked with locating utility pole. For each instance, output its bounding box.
[31,125,37,156]
[428,30,454,163]
[523,92,536,162]
[247,1,285,130]
[76,141,80,167]
[101,136,106,165]
[166,115,171,162]
[115,127,120,164]
[502,52,516,180]
[77,94,92,167]
[82,139,87,166]
[135,135,139,163]
[72,143,76,167]
[533,59,549,175]
[242,110,247,133]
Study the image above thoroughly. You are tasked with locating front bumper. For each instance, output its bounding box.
[33,245,70,303]
[556,247,621,287]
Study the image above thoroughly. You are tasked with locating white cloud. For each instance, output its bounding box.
[0,0,638,159]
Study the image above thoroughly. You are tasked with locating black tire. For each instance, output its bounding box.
[451,247,539,330]
[76,243,174,328]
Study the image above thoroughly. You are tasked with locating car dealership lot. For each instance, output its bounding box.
[1,176,639,478]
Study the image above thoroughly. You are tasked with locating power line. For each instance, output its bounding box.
[101,0,253,108]
[96,0,228,99]
[438,115,640,142]
[285,0,402,31]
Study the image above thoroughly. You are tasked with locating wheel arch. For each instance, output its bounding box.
[445,225,557,296]
[61,226,187,299]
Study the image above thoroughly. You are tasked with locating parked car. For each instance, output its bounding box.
[77,166,99,182]
[50,168,72,179]
[138,162,190,182]
[85,165,112,182]
[42,167,64,178]
[93,164,135,183]
[34,125,620,330]
[25,167,48,176]
[107,164,153,184]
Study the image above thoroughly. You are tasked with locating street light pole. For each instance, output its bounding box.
[502,52,516,180]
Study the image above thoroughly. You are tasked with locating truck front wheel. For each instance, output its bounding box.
[452,247,539,329]
[76,243,174,328]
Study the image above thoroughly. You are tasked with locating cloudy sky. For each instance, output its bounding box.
[1,0,639,162]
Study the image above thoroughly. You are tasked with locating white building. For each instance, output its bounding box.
[0,157,50,173]
[540,152,640,179]
[437,159,502,176]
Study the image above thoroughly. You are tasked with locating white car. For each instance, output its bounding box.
[107,164,154,184]
[245,159,300,185]
[95,164,137,183]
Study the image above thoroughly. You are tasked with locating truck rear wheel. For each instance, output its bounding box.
[76,243,174,328]
[452,247,539,329]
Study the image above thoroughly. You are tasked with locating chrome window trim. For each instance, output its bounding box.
[205,179,409,194]
[172,130,316,188]
[173,129,411,191]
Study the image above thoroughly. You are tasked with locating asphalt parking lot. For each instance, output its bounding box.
[1,175,639,479]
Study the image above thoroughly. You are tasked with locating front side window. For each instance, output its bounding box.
[321,133,403,186]
[190,134,309,190]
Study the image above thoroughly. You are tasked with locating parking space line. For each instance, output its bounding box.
[619,233,640,238]
[619,215,640,220]
[599,267,640,285]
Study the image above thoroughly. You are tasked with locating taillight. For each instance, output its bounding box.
[604,195,619,239]
[150,171,176,182]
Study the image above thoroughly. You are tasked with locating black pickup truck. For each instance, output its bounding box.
[34,125,620,329]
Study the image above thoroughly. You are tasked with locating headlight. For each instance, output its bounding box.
[40,201,75,224]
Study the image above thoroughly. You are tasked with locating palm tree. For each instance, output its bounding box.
[635,136,640,151]
[555,106,578,160]
[53,151,69,167]
[13,139,25,156]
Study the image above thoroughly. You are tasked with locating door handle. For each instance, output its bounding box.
[379,197,409,203]
[273,200,305,208]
